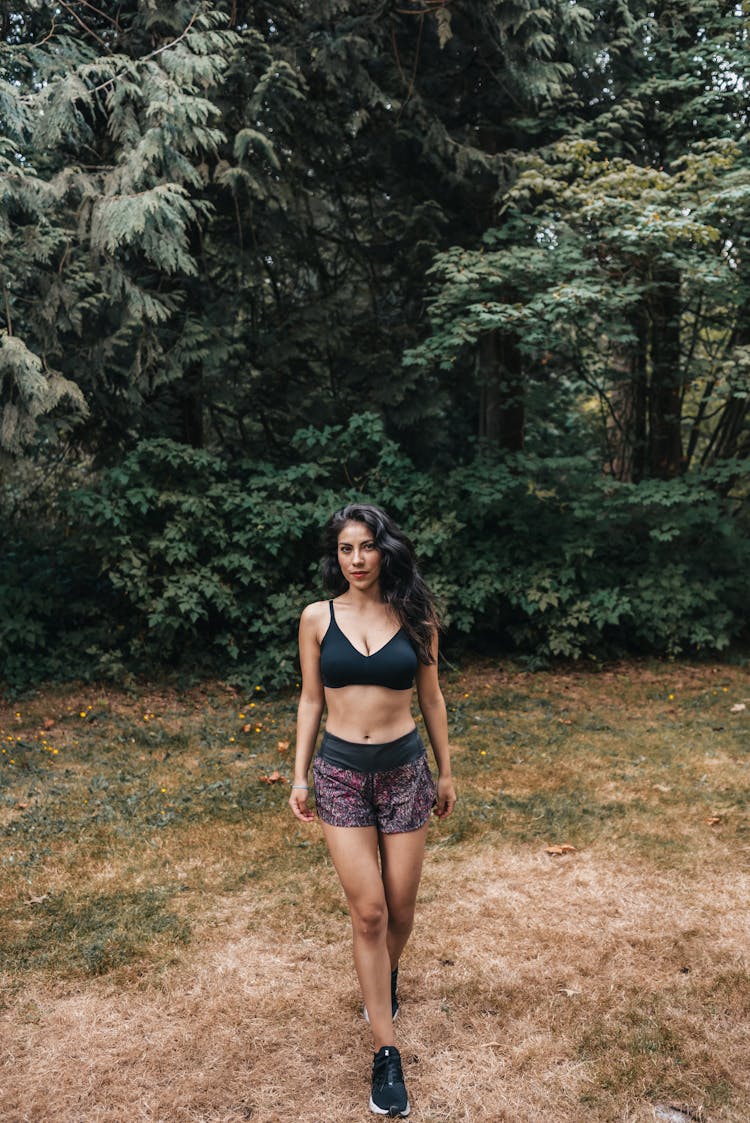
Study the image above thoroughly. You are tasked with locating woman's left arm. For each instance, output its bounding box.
[416,631,457,820]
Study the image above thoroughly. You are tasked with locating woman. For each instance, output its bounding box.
[289,503,456,1118]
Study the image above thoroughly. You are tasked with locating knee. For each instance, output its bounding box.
[351,900,388,941]
[387,907,414,940]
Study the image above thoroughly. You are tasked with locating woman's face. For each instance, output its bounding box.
[337,520,382,590]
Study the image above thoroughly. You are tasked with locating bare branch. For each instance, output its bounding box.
[3,284,13,336]
[57,1,111,51]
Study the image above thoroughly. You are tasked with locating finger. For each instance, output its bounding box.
[435,798,455,819]
[289,795,314,823]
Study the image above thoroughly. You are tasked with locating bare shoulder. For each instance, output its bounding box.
[300,599,329,621]
[299,600,330,636]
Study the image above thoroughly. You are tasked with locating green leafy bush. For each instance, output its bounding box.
[1,415,748,690]
[429,455,747,661]
[0,530,112,688]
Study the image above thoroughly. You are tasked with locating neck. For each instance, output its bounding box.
[343,584,383,607]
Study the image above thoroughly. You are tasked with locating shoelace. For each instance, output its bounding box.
[373,1049,404,1088]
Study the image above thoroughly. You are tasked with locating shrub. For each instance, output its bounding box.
[1,414,748,690]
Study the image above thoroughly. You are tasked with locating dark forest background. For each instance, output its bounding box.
[1,0,749,689]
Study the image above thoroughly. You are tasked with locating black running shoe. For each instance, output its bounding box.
[364,966,400,1023]
[369,1045,410,1117]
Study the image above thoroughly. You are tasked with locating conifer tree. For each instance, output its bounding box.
[1,2,238,455]
[2,1,597,463]
[2,1,748,474]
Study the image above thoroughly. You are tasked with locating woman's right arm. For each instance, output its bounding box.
[289,603,326,824]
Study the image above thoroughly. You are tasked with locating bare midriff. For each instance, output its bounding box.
[324,683,416,743]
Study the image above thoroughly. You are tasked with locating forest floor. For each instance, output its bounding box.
[0,660,748,1123]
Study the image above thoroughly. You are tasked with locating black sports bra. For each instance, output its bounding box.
[319,601,418,691]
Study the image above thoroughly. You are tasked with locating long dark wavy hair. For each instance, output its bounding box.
[321,503,439,665]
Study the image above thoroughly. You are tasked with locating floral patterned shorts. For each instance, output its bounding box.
[312,729,437,834]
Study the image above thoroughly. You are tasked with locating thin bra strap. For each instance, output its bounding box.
[329,600,335,622]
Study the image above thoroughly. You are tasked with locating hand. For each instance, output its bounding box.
[289,784,315,823]
[434,775,457,820]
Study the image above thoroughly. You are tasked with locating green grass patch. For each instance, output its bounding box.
[1,887,190,978]
[0,661,748,983]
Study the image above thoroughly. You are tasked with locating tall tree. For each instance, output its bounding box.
[1,1,239,457]
[407,1,750,477]
[1,1,597,466]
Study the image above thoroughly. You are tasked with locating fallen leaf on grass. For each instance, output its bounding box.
[652,783,672,793]
[545,843,577,856]
[704,816,721,826]
[259,771,285,784]
[277,740,290,752]
[243,723,252,733]
[25,895,48,906]
[730,703,746,713]
[557,718,572,725]
[42,718,55,731]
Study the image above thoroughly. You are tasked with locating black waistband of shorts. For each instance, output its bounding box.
[317,727,425,772]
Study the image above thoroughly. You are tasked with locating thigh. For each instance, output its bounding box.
[378,822,429,918]
[320,822,385,912]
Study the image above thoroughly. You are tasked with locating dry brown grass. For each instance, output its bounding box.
[1,662,749,1121]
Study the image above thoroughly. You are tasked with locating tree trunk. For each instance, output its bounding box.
[477,330,524,451]
[179,363,204,449]
[607,306,648,481]
[648,264,683,478]
[713,398,749,459]
[702,293,750,465]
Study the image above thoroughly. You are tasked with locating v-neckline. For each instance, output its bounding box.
[331,603,402,659]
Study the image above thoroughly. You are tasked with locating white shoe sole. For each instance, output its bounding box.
[369,1095,410,1117]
